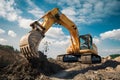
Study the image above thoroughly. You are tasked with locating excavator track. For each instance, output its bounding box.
[57,54,101,64]
[20,30,44,59]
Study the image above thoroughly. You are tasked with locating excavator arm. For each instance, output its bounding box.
[39,8,80,54]
[20,8,101,63]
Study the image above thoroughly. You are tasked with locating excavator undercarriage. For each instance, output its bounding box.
[57,53,101,64]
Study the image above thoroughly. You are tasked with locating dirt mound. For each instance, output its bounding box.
[74,71,120,80]
[1,47,120,80]
[0,49,21,68]
[48,58,84,69]
[49,59,120,80]
[0,51,64,80]
[73,60,120,80]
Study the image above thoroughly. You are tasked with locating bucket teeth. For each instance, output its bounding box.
[26,46,33,57]
[20,46,36,58]
[21,48,27,58]
[20,46,37,59]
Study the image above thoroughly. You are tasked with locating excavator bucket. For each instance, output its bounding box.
[19,30,44,59]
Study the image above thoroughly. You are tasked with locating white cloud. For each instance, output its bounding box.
[45,0,80,7]
[27,0,45,18]
[19,0,45,28]
[8,30,17,37]
[100,29,120,40]
[0,0,19,21]
[101,49,120,53]
[104,1,120,15]
[0,28,5,34]
[93,37,100,44]
[0,0,42,29]
[93,28,120,45]
[62,7,76,16]
[0,0,30,28]
[0,38,7,44]
[94,1,104,14]
[45,27,70,45]
[61,7,77,22]
[45,27,69,40]
[61,6,101,24]
[99,48,120,57]
[6,12,18,21]
[39,27,70,58]
[28,8,44,18]
[91,28,120,57]
[46,0,120,24]
[18,17,33,29]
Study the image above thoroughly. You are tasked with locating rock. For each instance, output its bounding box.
[93,71,98,74]
[36,75,51,80]
[73,74,87,80]
[114,56,120,62]
[105,67,114,72]
[102,56,111,63]
[115,65,120,71]
[106,56,111,60]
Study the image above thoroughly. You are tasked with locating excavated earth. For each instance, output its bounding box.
[0,48,120,80]
[0,49,64,80]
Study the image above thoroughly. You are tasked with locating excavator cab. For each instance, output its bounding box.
[62,34,101,64]
[80,34,93,50]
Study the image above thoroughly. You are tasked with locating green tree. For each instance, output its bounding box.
[110,54,120,59]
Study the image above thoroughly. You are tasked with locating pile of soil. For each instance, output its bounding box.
[48,58,85,69]
[73,60,120,80]
[0,51,64,80]
[50,57,120,80]
[0,49,22,70]
[1,47,120,80]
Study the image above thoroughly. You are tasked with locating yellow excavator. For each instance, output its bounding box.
[19,8,101,64]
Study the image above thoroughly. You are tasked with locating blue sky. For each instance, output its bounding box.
[0,0,120,58]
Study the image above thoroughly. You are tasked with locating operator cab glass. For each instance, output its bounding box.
[80,34,93,50]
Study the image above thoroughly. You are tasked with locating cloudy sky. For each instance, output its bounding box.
[0,0,120,58]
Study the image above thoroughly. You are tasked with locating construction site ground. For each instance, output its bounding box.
[0,48,120,80]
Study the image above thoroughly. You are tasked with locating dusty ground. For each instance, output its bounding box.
[50,59,120,80]
[0,48,120,80]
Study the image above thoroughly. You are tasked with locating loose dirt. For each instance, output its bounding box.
[0,49,120,80]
